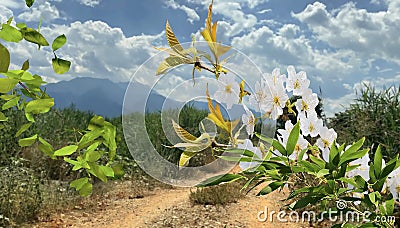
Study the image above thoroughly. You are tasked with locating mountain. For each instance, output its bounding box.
[45,77,181,117]
[45,77,250,119]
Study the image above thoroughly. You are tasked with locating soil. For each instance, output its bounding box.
[29,181,311,228]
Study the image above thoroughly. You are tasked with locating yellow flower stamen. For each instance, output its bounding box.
[294,80,300,89]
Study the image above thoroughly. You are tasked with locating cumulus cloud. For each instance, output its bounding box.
[6,20,165,83]
[165,0,200,24]
[78,0,101,7]
[0,5,13,23]
[324,74,400,117]
[292,1,400,65]
[18,1,61,22]
[0,0,24,9]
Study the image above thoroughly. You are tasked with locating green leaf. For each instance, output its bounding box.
[0,78,18,93]
[380,159,399,179]
[88,162,108,182]
[25,112,34,122]
[18,134,37,147]
[38,137,55,158]
[385,198,395,215]
[272,139,287,156]
[0,43,10,73]
[309,154,326,169]
[196,174,245,187]
[338,138,365,166]
[64,157,84,171]
[316,169,330,178]
[0,24,23,42]
[85,149,103,162]
[25,98,54,114]
[16,23,27,29]
[224,148,257,158]
[99,166,114,177]
[257,181,284,196]
[23,28,49,46]
[286,122,300,156]
[70,177,89,191]
[6,17,13,25]
[78,129,104,149]
[373,145,382,178]
[0,95,18,111]
[21,59,30,71]
[52,34,67,51]
[79,182,92,197]
[0,112,7,121]
[25,0,35,7]
[54,145,78,156]
[52,58,71,74]
[111,164,125,179]
[88,115,105,130]
[15,122,33,137]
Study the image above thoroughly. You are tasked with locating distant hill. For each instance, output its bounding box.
[45,77,250,119]
[45,77,181,117]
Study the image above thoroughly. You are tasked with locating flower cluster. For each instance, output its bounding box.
[227,66,400,202]
[217,66,336,161]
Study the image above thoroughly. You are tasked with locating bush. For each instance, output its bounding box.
[329,84,400,161]
[189,182,243,205]
[0,159,41,226]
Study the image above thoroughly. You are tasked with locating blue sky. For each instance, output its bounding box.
[1,0,399,116]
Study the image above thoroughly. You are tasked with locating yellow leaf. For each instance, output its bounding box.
[166,20,184,52]
[172,119,197,142]
[206,86,239,135]
[212,22,217,42]
[179,151,197,167]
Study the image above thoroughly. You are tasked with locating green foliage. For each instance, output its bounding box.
[330,84,400,161]
[0,160,41,226]
[189,182,244,205]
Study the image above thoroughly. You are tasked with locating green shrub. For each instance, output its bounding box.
[189,182,244,205]
[0,159,41,226]
[329,84,400,161]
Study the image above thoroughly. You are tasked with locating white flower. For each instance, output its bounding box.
[286,65,310,96]
[295,88,319,117]
[316,126,337,161]
[291,135,309,160]
[249,80,271,113]
[298,112,323,138]
[264,68,286,88]
[277,121,294,145]
[238,139,262,170]
[387,167,400,201]
[265,82,289,120]
[214,74,240,109]
[347,153,370,181]
[242,104,255,137]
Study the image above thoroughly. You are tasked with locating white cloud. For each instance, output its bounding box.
[18,1,61,22]
[324,74,400,117]
[78,0,101,7]
[0,5,13,23]
[0,0,24,9]
[5,20,165,83]
[292,1,400,66]
[165,0,200,24]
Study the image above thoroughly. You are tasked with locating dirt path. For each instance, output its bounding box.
[32,183,310,228]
